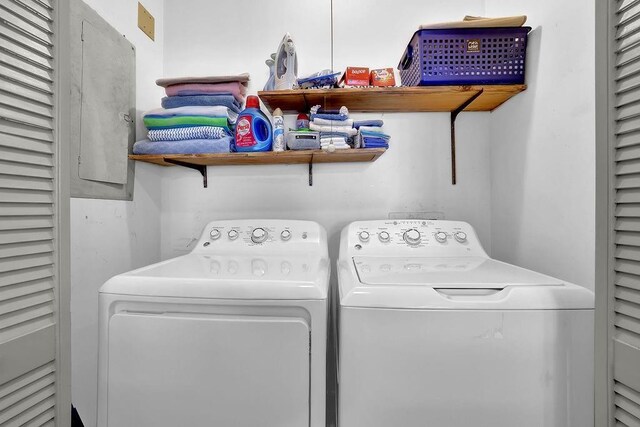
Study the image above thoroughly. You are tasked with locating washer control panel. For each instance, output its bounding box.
[344,220,486,257]
[194,220,324,253]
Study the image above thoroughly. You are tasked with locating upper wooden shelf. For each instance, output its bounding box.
[257,85,526,114]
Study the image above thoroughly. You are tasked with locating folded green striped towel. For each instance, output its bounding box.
[143,115,231,131]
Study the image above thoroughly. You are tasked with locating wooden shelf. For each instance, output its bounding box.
[129,149,386,187]
[129,148,385,167]
[129,85,525,188]
[257,85,526,114]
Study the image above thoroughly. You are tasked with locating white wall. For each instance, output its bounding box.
[70,0,596,423]
[160,0,492,262]
[485,0,596,289]
[70,0,164,424]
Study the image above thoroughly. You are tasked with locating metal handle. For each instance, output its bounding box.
[435,288,504,299]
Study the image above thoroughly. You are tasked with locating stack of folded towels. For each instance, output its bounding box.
[354,119,390,149]
[133,73,249,155]
[308,105,357,151]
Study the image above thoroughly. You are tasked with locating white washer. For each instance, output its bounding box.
[337,220,594,427]
[97,220,329,427]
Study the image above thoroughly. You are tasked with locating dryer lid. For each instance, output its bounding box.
[353,257,564,288]
[100,254,329,300]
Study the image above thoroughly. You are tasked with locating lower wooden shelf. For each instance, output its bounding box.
[129,148,387,187]
[129,148,386,167]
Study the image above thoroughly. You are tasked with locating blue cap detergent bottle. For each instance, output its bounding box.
[234,96,273,152]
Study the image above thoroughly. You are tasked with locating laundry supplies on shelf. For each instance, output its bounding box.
[307,105,357,151]
[133,74,250,155]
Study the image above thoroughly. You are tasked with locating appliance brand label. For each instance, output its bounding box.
[467,39,481,53]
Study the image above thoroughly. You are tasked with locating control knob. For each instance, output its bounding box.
[403,229,421,245]
[281,229,292,241]
[358,231,370,242]
[378,231,390,243]
[228,229,239,240]
[454,231,467,243]
[435,231,448,243]
[251,228,268,243]
[209,228,221,240]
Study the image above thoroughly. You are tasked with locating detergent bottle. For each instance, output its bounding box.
[234,96,273,152]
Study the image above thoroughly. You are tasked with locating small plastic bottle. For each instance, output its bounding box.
[272,108,285,152]
[296,113,309,130]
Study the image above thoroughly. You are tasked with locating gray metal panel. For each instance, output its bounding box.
[78,19,134,185]
[69,0,135,200]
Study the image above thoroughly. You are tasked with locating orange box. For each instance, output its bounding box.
[370,68,396,87]
[339,67,370,87]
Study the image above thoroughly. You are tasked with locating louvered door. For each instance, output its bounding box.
[0,0,69,425]
[611,0,640,425]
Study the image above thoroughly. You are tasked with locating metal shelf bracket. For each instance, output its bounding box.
[450,89,484,185]
[164,158,208,188]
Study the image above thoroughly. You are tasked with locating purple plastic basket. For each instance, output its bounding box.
[398,27,531,86]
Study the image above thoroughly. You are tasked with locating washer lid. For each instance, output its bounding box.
[100,254,329,300]
[342,257,593,310]
[353,256,563,287]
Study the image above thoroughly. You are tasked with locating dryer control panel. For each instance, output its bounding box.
[341,220,488,258]
[193,220,326,254]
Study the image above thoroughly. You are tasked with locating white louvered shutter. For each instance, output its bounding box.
[0,0,67,425]
[613,0,640,425]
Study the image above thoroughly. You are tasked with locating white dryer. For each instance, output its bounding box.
[337,220,594,427]
[97,220,329,427]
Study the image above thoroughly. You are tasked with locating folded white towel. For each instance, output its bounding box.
[310,122,357,136]
[321,144,351,151]
[321,142,349,148]
[320,137,347,144]
[313,118,354,127]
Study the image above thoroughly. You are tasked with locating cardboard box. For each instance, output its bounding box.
[370,68,396,87]
[339,67,370,87]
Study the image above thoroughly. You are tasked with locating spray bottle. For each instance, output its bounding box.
[272,108,285,152]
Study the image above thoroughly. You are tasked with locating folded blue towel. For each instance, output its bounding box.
[313,107,342,114]
[310,113,349,121]
[354,120,384,128]
[363,142,389,149]
[362,136,390,148]
[162,95,241,112]
[361,130,391,140]
[133,137,232,154]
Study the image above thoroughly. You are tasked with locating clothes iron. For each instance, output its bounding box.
[274,33,298,90]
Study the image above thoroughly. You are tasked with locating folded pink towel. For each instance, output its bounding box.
[165,82,246,102]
